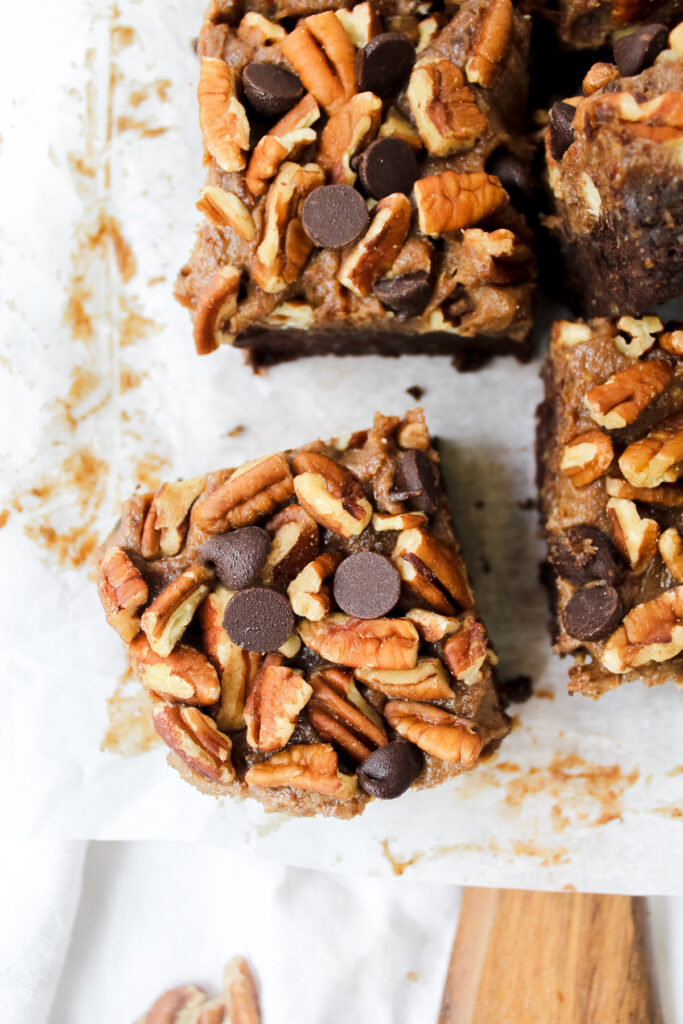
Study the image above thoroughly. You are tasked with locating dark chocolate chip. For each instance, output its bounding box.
[357,740,423,799]
[223,587,294,652]
[301,185,369,249]
[199,526,271,590]
[242,62,304,117]
[548,101,576,161]
[333,551,401,618]
[613,24,669,78]
[563,583,622,642]
[485,149,531,199]
[549,525,618,586]
[356,32,416,98]
[390,449,439,514]
[357,137,418,200]
[373,271,432,318]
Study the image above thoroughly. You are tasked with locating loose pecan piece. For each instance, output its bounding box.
[198,58,249,172]
[292,450,372,537]
[660,528,683,582]
[140,564,214,658]
[319,92,382,185]
[193,453,294,534]
[288,550,343,620]
[97,546,148,643]
[244,655,312,752]
[414,172,507,237]
[153,702,235,785]
[281,12,357,114]
[307,669,387,762]
[137,985,206,1024]
[443,615,489,685]
[252,162,325,294]
[338,193,411,297]
[585,361,673,430]
[356,657,453,700]
[607,498,659,570]
[224,956,262,1024]
[245,743,358,799]
[465,0,513,88]
[129,634,221,705]
[198,585,261,731]
[261,504,320,587]
[392,528,473,615]
[196,187,256,241]
[298,614,419,670]
[384,700,482,765]
[560,429,614,488]
[407,58,487,156]
[193,266,241,356]
[619,413,683,489]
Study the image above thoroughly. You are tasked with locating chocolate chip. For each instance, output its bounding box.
[223,587,294,652]
[199,527,270,590]
[549,525,618,586]
[357,741,423,799]
[333,551,401,618]
[242,62,304,117]
[485,149,531,200]
[301,185,369,249]
[373,271,432,318]
[613,24,669,78]
[563,583,622,642]
[548,101,576,161]
[356,32,416,98]
[357,137,418,200]
[390,449,439,514]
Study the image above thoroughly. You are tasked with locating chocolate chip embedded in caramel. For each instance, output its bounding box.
[333,551,401,618]
[485,150,531,202]
[549,525,618,586]
[357,138,418,200]
[548,101,576,161]
[563,583,622,642]
[356,32,416,98]
[374,271,432,318]
[390,449,439,514]
[223,587,295,652]
[357,740,423,799]
[199,526,271,590]
[242,62,304,117]
[301,185,369,249]
[613,24,669,79]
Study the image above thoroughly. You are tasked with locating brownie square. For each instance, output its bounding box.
[537,316,683,698]
[97,409,509,818]
[175,0,536,370]
[544,20,683,317]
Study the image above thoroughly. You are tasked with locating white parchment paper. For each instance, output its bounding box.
[2,0,682,893]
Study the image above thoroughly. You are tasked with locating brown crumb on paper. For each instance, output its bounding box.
[0,510,9,530]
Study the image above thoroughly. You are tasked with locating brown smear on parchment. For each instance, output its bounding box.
[380,840,424,877]
[102,667,160,756]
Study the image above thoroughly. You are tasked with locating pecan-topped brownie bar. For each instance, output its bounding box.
[537,316,683,698]
[527,0,682,49]
[544,20,683,317]
[97,410,509,818]
[175,0,536,369]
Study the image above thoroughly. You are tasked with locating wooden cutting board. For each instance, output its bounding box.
[438,888,663,1024]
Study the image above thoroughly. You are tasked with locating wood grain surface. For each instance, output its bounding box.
[438,888,663,1024]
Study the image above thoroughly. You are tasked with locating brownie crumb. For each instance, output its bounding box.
[517,497,535,511]
[226,425,245,438]
[406,385,425,400]
[474,499,485,509]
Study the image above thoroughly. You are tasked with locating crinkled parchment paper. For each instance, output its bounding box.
[1,0,682,892]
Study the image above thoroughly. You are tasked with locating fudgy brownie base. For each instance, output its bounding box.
[544,20,683,318]
[526,0,683,49]
[97,410,509,818]
[537,316,683,698]
[175,0,536,369]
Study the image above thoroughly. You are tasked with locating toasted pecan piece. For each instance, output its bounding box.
[560,429,614,488]
[196,187,256,241]
[619,413,683,489]
[146,476,207,558]
[585,361,673,430]
[298,613,419,670]
[97,546,148,643]
[464,0,513,88]
[261,504,320,587]
[129,633,221,705]
[407,57,487,156]
[607,498,659,571]
[198,58,249,172]
[356,657,453,700]
[660,528,683,583]
[245,743,358,799]
[392,528,473,615]
[193,266,241,356]
[384,700,482,765]
[414,171,507,237]
[153,702,235,785]
[281,12,357,114]
[319,92,382,185]
[337,193,412,297]
[442,615,489,685]
[308,669,387,762]
[288,550,343,620]
[292,450,372,537]
[252,162,325,294]
[244,655,312,752]
[193,453,294,534]
[140,564,214,658]
[197,585,261,731]
[602,586,683,673]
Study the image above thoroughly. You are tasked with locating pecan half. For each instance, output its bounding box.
[372,510,428,531]
[140,564,214,658]
[392,528,473,615]
[246,103,319,198]
[281,12,357,114]
[442,615,488,685]
[335,2,381,47]
[338,193,412,297]
[137,985,206,1024]
[193,266,241,355]
[224,957,262,1024]
[659,528,683,582]
[607,497,659,570]
[129,634,221,705]
[245,743,358,799]
[292,451,372,537]
[619,413,683,489]
[193,453,294,534]
[97,546,148,642]
[252,162,325,294]
[384,700,482,765]
[288,550,343,620]
[145,475,207,558]
[606,476,683,507]
[414,171,507,237]
[319,92,382,185]
[198,58,249,172]
[153,702,235,785]
[407,58,487,156]
[406,607,461,642]
[244,655,312,752]
[465,0,513,88]
[602,586,683,673]
[196,187,257,241]
[356,657,453,700]
[261,504,320,587]
[298,614,420,670]
[560,429,614,488]
[614,315,664,358]
[307,669,387,762]
[198,586,261,731]
[585,361,673,430]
